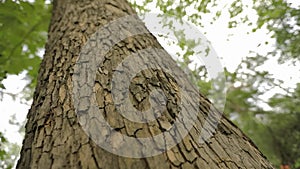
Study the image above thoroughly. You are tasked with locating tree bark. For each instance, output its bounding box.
[17,0,274,168]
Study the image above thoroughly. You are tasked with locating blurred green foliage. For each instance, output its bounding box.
[266,84,300,167]
[0,0,299,168]
[254,0,300,64]
[0,0,51,89]
[0,132,20,169]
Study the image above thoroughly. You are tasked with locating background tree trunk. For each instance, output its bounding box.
[17,0,274,168]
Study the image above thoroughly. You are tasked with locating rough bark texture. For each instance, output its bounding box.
[17,0,274,168]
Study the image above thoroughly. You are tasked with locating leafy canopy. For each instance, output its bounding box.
[0,0,51,89]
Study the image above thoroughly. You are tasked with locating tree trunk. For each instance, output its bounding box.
[17,0,274,168]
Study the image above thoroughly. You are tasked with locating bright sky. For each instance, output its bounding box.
[1,0,300,147]
[0,73,29,144]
